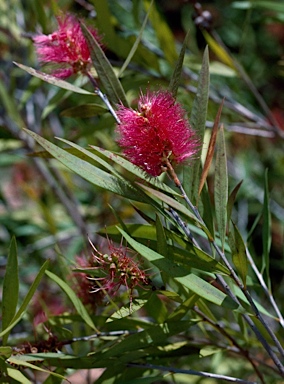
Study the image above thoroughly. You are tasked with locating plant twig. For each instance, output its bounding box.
[127,362,258,383]
[164,157,284,376]
[193,305,266,384]
[86,71,121,124]
[246,249,284,328]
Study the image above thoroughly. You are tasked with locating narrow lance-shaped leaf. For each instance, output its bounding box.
[144,0,177,65]
[6,368,32,384]
[0,260,49,339]
[198,99,224,196]
[22,128,148,203]
[2,237,19,345]
[7,358,67,381]
[118,0,154,77]
[80,22,128,106]
[227,180,243,224]
[155,214,168,258]
[169,28,190,99]
[262,169,271,290]
[118,228,237,309]
[214,124,228,251]
[91,145,179,197]
[229,221,248,288]
[202,30,236,70]
[184,46,210,204]
[46,271,98,331]
[14,62,92,94]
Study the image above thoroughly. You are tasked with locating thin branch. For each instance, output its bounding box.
[246,249,284,328]
[127,362,258,383]
[164,158,284,376]
[193,305,266,384]
[86,71,121,124]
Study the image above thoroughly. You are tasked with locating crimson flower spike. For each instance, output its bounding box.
[33,13,101,79]
[116,90,199,177]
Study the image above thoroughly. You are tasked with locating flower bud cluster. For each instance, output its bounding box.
[74,240,150,306]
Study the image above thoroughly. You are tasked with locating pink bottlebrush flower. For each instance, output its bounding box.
[116,91,199,177]
[33,14,101,78]
[74,239,150,306]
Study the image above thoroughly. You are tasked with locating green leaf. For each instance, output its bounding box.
[6,367,32,384]
[0,346,12,359]
[202,31,236,70]
[227,180,243,224]
[136,182,213,240]
[100,321,194,359]
[0,260,49,338]
[184,46,210,203]
[45,271,97,331]
[229,222,248,288]
[118,0,154,77]
[13,63,92,94]
[91,145,179,197]
[144,0,177,65]
[262,169,271,289]
[22,128,147,203]
[99,223,229,275]
[7,357,66,381]
[108,300,148,321]
[168,294,199,321]
[214,124,228,250]
[2,237,19,345]
[80,22,128,106]
[155,215,168,257]
[118,228,237,309]
[56,138,122,178]
[169,28,190,99]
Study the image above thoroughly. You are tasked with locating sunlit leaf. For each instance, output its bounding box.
[108,300,148,321]
[202,31,236,70]
[6,367,32,384]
